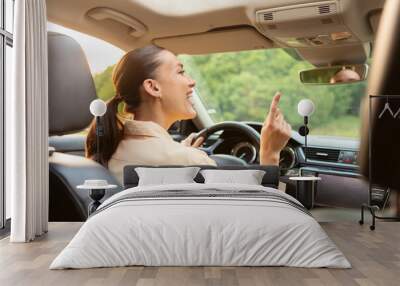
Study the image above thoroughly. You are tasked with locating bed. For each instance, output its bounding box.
[50,165,350,269]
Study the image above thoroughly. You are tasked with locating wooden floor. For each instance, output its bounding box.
[0,221,399,286]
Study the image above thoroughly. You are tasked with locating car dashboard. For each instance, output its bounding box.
[203,122,361,177]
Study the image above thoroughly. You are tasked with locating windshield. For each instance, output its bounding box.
[178,49,366,139]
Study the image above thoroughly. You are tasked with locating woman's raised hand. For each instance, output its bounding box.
[181,132,205,148]
[260,92,292,165]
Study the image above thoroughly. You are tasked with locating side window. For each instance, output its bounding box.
[2,0,15,229]
[5,0,13,33]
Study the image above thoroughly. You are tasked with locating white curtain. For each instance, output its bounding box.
[7,0,49,242]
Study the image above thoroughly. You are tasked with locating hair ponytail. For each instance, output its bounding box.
[85,94,124,166]
[85,45,165,166]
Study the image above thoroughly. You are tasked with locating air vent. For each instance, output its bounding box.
[263,12,274,21]
[304,147,340,162]
[318,5,331,14]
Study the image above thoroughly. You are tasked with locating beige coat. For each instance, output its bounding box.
[108,120,216,184]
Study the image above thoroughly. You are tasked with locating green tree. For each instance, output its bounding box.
[93,66,114,101]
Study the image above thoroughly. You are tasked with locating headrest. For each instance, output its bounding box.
[123,165,280,189]
[48,32,97,135]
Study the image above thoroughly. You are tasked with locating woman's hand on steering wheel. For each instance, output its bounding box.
[190,93,290,166]
[181,132,205,148]
[260,92,292,165]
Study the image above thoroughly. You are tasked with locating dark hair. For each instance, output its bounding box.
[85,45,166,165]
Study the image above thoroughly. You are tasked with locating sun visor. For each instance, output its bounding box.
[153,26,273,55]
[296,43,370,67]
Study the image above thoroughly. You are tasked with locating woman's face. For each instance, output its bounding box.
[154,50,197,120]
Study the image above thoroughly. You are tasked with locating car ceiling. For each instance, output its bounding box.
[47,0,385,66]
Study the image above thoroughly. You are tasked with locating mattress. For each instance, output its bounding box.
[50,183,351,269]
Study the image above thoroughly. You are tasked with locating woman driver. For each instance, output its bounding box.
[85,45,292,184]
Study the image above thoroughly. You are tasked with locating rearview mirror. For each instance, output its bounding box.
[299,64,368,85]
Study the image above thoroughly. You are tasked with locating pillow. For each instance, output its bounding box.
[200,169,266,185]
[135,167,201,186]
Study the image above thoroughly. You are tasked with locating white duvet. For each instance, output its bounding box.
[50,183,351,269]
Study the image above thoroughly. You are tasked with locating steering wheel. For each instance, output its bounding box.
[194,121,261,166]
